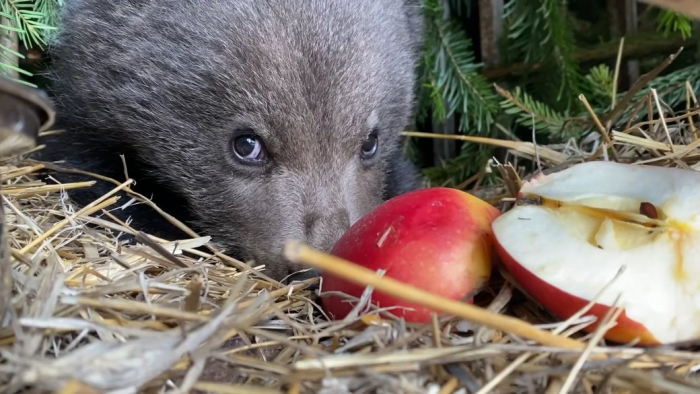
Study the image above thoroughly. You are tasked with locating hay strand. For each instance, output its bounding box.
[283,240,585,350]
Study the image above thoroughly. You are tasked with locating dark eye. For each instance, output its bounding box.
[231,133,267,163]
[360,130,378,160]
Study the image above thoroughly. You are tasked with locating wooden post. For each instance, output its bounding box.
[624,0,640,85]
[479,0,505,68]
[432,2,459,168]
[607,0,640,90]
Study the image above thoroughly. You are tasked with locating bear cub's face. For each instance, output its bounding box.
[162,1,425,281]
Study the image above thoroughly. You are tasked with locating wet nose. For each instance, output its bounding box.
[304,209,351,252]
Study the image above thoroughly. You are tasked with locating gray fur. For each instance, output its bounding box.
[38,0,425,281]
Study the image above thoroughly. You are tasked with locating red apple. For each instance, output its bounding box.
[491,161,700,346]
[321,187,502,323]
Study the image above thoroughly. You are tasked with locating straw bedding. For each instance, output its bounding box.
[2,49,700,394]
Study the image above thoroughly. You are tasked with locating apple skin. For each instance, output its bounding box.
[321,187,502,323]
[493,238,661,346]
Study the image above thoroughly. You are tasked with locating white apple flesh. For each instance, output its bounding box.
[491,161,700,345]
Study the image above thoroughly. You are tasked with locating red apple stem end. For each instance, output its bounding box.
[283,240,586,351]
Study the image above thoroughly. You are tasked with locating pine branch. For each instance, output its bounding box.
[496,61,700,137]
[420,0,501,134]
[421,143,495,187]
[4,0,56,49]
[614,63,700,127]
[582,64,615,110]
[656,9,693,39]
[503,0,583,108]
[33,0,63,43]
[495,84,581,139]
[415,40,447,125]
[0,0,61,85]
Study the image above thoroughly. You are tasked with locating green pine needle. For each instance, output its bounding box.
[497,85,577,139]
[0,0,62,84]
[656,9,693,40]
[582,64,615,110]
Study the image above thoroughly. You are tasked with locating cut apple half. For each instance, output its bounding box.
[492,161,700,346]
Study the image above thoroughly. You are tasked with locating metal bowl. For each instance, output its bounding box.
[0,75,55,157]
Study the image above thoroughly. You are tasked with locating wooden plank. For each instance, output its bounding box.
[624,0,640,87]
[638,0,700,20]
[481,34,693,80]
[479,0,505,67]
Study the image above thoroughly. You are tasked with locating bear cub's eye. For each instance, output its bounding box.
[360,129,379,161]
[232,133,268,163]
